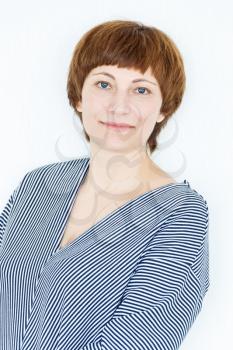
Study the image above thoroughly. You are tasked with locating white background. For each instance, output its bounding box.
[0,0,232,348]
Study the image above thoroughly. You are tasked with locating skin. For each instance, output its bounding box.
[76,64,173,201]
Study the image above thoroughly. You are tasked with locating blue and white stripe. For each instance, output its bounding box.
[0,157,209,350]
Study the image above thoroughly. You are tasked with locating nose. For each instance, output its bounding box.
[107,90,131,116]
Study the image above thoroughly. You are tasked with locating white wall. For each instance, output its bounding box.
[0,0,232,348]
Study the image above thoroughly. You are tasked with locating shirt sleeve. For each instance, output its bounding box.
[79,196,210,350]
[0,177,25,248]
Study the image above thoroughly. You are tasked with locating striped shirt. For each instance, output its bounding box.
[0,156,209,350]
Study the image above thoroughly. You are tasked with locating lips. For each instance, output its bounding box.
[100,121,134,128]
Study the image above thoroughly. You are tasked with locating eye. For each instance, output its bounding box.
[95,81,111,89]
[95,81,151,95]
[136,87,151,95]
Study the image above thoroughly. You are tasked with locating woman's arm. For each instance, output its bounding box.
[0,174,27,248]
[79,197,209,350]
[0,191,16,247]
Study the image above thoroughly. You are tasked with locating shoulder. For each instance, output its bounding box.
[20,156,88,183]
[152,180,209,227]
[167,181,209,231]
[27,156,88,178]
[183,181,209,218]
[144,182,209,264]
[13,156,89,201]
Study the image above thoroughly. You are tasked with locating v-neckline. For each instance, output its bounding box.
[53,157,189,257]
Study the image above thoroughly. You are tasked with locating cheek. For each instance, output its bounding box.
[80,97,104,135]
[137,98,162,119]
[137,110,158,143]
[141,118,156,142]
[83,91,109,116]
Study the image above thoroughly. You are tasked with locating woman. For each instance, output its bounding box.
[0,20,209,349]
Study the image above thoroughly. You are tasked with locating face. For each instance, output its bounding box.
[76,64,165,153]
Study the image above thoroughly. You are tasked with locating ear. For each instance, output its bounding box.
[157,113,165,123]
[76,101,82,112]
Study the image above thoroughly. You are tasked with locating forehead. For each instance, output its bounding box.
[88,65,156,81]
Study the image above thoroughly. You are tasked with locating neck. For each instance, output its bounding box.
[83,142,159,197]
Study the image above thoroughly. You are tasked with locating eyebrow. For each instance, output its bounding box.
[92,72,158,86]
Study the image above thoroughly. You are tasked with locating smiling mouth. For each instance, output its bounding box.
[100,121,135,129]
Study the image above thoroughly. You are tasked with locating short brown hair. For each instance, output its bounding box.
[67,19,186,155]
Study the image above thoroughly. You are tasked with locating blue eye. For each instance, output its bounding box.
[96,81,110,89]
[136,87,150,95]
[95,81,151,95]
